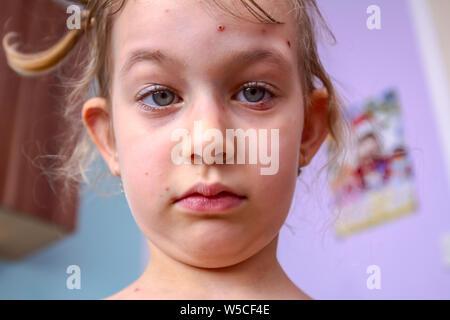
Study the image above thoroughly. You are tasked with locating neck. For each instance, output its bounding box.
[136,234,295,299]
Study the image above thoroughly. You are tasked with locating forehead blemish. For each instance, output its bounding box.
[134,287,140,292]
[287,40,291,48]
[217,25,225,31]
[145,172,149,176]
[165,187,170,191]
[165,8,169,13]
[261,28,266,34]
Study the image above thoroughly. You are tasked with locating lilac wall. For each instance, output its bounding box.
[278,0,450,299]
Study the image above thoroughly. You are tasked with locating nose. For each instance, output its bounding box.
[184,94,234,165]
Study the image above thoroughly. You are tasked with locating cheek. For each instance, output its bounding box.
[254,130,299,212]
[113,111,174,220]
[246,112,303,230]
[121,139,169,190]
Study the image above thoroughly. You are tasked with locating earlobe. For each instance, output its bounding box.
[299,88,330,168]
[82,97,120,177]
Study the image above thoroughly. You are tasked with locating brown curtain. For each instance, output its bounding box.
[0,0,79,260]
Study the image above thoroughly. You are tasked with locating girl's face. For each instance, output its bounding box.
[86,0,326,268]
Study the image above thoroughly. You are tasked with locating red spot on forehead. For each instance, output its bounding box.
[217,25,225,31]
[261,28,266,33]
[134,287,140,292]
[287,40,291,48]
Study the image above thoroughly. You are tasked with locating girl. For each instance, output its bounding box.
[3,0,349,299]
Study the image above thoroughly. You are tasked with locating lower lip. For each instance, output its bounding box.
[175,192,246,212]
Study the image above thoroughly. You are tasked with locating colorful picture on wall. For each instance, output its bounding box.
[327,88,418,237]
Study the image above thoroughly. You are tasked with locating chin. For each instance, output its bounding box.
[172,240,258,269]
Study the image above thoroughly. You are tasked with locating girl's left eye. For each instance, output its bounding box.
[136,85,182,112]
[135,82,276,112]
[234,82,276,106]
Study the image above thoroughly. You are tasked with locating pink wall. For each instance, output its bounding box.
[278,0,450,299]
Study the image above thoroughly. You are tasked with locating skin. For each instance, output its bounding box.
[82,0,329,300]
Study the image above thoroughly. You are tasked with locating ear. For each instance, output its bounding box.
[299,88,329,168]
[82,97,120,177]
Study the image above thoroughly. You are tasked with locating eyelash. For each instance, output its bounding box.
[135,81,277,112]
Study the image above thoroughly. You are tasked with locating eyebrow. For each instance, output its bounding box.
[119,48,292,78]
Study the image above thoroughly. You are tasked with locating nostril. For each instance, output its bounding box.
[214,151,227,164]
[189,152,228,164]
[191,153,202,164]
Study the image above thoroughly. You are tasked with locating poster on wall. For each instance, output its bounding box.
[326,88,419,237]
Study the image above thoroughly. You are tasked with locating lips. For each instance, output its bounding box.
[173,182,247,212]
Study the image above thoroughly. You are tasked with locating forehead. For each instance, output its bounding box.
[111,0,298,73]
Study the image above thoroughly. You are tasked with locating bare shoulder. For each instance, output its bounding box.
[278,281,314,300]
[102,283,166,300]
[102,285,138,300]
[280,287,313,300]
[294,290,313,300]
[102,291,126,300]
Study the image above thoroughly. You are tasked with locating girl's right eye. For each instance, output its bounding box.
[136,85,183,112]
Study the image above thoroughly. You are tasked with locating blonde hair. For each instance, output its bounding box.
[2,0,350,197]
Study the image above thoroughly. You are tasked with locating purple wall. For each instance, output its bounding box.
[278,0,450,299]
